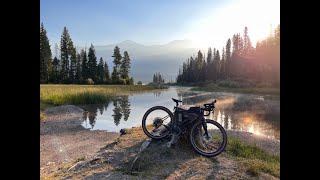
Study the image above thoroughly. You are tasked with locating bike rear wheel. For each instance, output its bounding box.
[142,106,174,139]
[190,119,227,157]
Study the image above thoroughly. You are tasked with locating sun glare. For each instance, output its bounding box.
[189,0,280,49]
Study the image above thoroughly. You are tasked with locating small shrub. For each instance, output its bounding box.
[119,78,127,85]
[85,78,94,85]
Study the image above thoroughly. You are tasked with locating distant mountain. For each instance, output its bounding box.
[85,40,206,83]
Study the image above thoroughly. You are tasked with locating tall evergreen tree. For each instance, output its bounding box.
[40,23,52,83]
[232,34,239,55]
[206,47,212,64]
[215,50,221,79]
[112,46,122,83]
[75,53,82,83]
[60,27,71,83]
[97,57,105,84]
[226,38,232,77]
[104,61,110,84]
[87,44,98,82]
[111,67,118,84]
[68,40,77,83]
[51,57,60,83]
[243,27,252,55]
[120,51,131,80]
[81,49,88,82]
[206,48,213,81]
[238,34,244,55]
[220,47,226,79]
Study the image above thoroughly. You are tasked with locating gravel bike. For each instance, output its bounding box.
[142,98,227,157]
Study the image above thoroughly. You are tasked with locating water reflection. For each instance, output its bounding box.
[153,91,162,97]
[80,87,280,140]
[81,96,131,129]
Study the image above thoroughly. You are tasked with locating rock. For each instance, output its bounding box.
[120,129,127,135]
[46,161,55,166]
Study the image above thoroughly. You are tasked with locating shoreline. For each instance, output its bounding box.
[40,105,280,179]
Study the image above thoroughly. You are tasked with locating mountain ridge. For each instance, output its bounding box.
[78,39,207,83]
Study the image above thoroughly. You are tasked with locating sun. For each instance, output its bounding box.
[189,0,280,49]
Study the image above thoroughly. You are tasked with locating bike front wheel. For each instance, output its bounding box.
[190,119,227,157]
[142,106,174,139]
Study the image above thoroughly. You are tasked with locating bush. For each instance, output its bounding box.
[119,78,127,85]
[85,78,94,85]
[137,81,142,85]
[128,77,134,85]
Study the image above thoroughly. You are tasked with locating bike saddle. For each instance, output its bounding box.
[172,98,182,103]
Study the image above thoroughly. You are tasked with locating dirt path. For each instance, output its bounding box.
[40,105,119,176]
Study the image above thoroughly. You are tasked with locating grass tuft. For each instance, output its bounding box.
[226,137,280,177]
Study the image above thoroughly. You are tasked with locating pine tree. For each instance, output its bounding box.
[60,27,71,83]
[238,34,244,55]
[215,50,221,79]
[221,47,226,79]
[226,38,232,77]
[40,23,52,83]
[111,67,118,84]
[68,40,77,83]
[112,46,122,83]
[243,27,252,55]
[104,61,110,84]
[97,57,105,84]
[120,51,131,80]
[232,34,239,55]
[87,44,98,82]
[81,49,88,82]
[75,53,82,83]
[51,57,60,83]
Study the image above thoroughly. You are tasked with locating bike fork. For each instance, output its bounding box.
[201,117,209,138]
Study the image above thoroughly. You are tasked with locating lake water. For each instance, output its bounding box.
[80,86,280,140]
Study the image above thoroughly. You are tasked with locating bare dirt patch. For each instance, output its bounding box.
[40,105,119,177]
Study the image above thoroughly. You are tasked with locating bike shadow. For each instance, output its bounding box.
[127,136,222,179]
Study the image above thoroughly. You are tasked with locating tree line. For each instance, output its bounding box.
[152,72,165,84]
[176,25,280,87]
[40,23,134,85]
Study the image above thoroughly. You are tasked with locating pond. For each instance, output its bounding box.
[80,86,280,140]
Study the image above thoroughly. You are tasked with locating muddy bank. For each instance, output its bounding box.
[40,105,119,176]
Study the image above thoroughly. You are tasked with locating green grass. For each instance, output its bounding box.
[226,137,280,177]
[40,84,168,121]
[40,84,167,106]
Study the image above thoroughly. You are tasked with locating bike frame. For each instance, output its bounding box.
[167,102,213,139]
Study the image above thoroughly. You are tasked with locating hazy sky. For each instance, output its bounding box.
[40,0,280,49]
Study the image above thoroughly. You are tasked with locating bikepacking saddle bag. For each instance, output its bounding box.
[177,105,201,122]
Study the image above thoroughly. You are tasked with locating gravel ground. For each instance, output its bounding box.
[40,105,119,176]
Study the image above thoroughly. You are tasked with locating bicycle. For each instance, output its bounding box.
[142,98,227,157]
